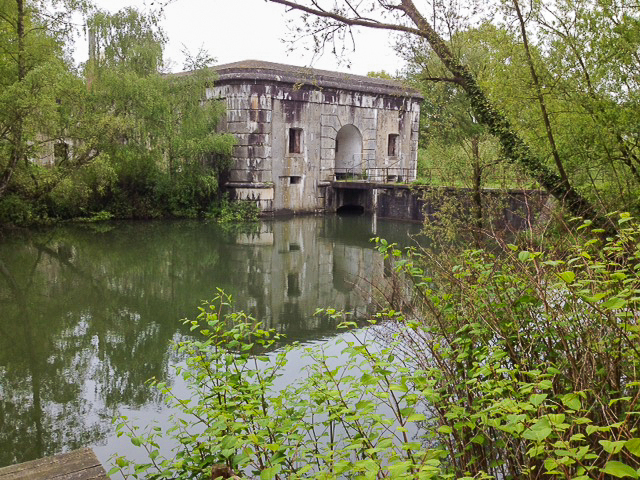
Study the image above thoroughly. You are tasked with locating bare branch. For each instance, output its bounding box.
[267,0,423,36]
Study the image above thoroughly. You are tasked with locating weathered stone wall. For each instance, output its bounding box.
[376,185,549,229]
[206,61,422,215]
[210,82,275,211]
[326,183,549,229]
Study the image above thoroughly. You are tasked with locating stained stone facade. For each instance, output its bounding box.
[206,60,422,214]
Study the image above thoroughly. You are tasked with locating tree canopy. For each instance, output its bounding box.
[0,2,235,225]
[265,0,640,226]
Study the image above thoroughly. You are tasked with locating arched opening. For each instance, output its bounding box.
[334,124,363,180]
[336,205,365,215]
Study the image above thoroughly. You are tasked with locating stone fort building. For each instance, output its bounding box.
[207,60,422,214]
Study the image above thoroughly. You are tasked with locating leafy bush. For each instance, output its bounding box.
[207,194,259,224]
[47,175,92,219]
[0,194,35,226]
[162,164,221,218]
[111,215,640,479]
[377,213,640,479]
[110,292,449,479]
[416,139,527,189]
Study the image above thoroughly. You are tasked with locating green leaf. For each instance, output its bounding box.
[586,425,600,435]
[522,418,552,441]
[537,379,553,390]
[602,297,626,310]
[561,393,581,410]
[407,413,426,422]
[388,460,412,476]
[548,414,566,425]
[584,293,606,303]
[602,461,639,478]
[600,440,626,454]
[530,393,547,406]
[260,465,281,479]
[625,438,640,457]
[558,271,576,283]
[518,251,531,262]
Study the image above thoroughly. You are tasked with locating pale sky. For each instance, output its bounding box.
[76,0,407,76]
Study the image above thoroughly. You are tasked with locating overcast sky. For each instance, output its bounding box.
[77,0,407,76]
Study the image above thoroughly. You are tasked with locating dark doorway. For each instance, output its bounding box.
[336,205,365,215]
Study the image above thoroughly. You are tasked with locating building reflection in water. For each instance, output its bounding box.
[0,215,422,468]
[230,216,397,338]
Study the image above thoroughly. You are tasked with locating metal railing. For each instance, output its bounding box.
[332,167,414,184]
[331,153,414,184]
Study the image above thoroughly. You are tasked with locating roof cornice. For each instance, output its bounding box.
[188,60,422,99]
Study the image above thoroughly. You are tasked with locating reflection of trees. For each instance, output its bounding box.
[0,252,103,466]
[0,218,419,468]
[0,223,222,467]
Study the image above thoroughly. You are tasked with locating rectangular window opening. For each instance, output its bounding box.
[287,273,301,297]
[289,176,302,185]
[388,134,399,157]
[289,128,302,154]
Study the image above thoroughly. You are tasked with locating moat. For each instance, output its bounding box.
[0,215,423,470]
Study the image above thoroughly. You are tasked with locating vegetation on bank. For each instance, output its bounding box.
[109,214,640,479]
[0,4,246,228]
[3,0,640,229]
[414,144,530,190]
[2,1,640,476]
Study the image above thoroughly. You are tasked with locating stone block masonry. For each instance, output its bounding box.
[201,60,423,215]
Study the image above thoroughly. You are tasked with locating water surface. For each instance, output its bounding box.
[0,215,422,469]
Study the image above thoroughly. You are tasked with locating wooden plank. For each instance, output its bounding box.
[50,466,109,480]
[0,448,107,480]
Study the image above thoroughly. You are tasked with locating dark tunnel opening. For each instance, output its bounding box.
[336,205,365,215]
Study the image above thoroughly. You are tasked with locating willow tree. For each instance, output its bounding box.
[81,7,234,217]
[264,0,610,227]
[0,0,94,201]
[86,6,165,79]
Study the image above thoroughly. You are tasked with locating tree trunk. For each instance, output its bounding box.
[0,0,26,198]
[512,0,570,190]
[471,136,483,247]
[398,0,609,229]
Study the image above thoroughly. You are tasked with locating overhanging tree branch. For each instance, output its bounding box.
[422,75,463,85]
[265,0,609,229]
[269,0,423,36]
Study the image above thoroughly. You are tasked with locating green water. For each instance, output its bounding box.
[0,215,422,469]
